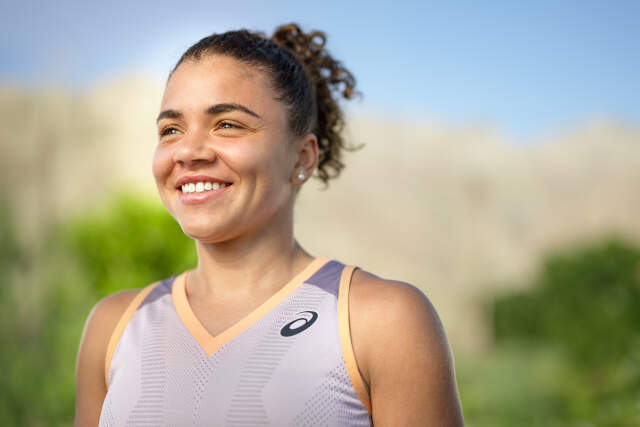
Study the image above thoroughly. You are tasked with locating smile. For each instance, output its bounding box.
[181,181,232,194]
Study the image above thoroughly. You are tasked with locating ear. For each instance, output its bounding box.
[292,132,318,184]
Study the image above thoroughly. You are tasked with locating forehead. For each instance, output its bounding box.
[161,55,279,117]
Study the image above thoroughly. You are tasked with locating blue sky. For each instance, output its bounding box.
[1,0,638,143]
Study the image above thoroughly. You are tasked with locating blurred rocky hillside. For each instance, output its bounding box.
[2,77,639,351]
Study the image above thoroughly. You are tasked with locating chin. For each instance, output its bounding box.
[179,222,217,241]
[177,217,235,244]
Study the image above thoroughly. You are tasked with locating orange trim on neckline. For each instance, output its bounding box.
[338,265,373,414]
[172,257,330,357]
[104,282,159,388]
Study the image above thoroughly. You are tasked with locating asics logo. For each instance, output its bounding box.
[280,311,318,337]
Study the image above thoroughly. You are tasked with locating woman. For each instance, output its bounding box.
[75,24,465,426]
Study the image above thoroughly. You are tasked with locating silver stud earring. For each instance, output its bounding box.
[297,170,306,180]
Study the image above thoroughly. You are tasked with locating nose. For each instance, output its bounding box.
[173,128,217,167]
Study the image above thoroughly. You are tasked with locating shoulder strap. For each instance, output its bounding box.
[104,281,160,388]
[337,265,372,414]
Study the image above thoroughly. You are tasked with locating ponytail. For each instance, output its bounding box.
[272,24,358,184]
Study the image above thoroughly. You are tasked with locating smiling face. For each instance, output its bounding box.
[153,55,308,243]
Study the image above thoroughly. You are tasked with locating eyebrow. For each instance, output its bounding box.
[207,103,261,119]
[156,103,261,123]
[156,109,183,123]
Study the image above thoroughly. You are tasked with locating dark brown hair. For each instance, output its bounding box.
[171,23,358,185]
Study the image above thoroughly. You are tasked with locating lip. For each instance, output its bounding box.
[175,174,232,189]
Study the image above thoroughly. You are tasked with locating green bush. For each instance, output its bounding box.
[62,192,197,297]
[486,238,640,426]
[0,192,196,426]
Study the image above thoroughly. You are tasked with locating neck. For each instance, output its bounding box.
[188,209,314,298]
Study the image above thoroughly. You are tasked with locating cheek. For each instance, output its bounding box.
[218,143,274,178]
[151,145,173,184]
[251,146,292,185]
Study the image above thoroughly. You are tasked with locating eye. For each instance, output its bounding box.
[214,121,246,137]
[159,126,180,137]
[218,121,239,130]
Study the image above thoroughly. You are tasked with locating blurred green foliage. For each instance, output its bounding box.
[0,192,195,426]
[64,192,196,298]
[460,238,640,427]
[2,192,639,426]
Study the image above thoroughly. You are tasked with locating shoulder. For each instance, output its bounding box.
[349,269,438,323]
[90,289,144,330]
[348,269,447,375]
[79,280,162,374]
[76,287,145,386]
[348,268,465,425]
[74,284,157,426]
[85,279,164,341]
[349,269,447,381]
[82,287,147,352]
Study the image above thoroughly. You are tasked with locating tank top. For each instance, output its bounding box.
[99,257,373,426]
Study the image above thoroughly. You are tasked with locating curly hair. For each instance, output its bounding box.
[171,23,359,185]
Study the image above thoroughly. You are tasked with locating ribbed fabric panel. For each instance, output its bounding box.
[99,260,372,426]
[125,287,168,426]
[292,361,373,427]
[99,394,115,427]
[190,340,220,424]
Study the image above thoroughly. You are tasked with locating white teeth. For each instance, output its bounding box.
[181,181,230,193]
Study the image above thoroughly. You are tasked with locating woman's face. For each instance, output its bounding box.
[153,55,302,243]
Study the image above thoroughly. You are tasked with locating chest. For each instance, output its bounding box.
[187,292,275,338]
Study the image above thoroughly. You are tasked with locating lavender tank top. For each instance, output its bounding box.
[99,257,373,426]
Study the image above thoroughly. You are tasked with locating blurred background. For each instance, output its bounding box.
[1,1,639,425]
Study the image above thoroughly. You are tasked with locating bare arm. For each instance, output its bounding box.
[74,289,140,427]
[350,271,465,426]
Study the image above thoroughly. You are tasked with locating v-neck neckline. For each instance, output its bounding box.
[171,257,330,357]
